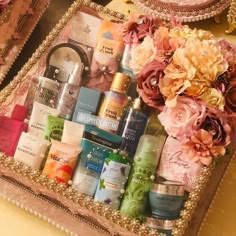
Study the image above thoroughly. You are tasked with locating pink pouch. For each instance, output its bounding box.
[157,136,203,192]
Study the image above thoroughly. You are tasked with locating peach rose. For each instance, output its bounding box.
[129,35,156,75]
[181,129,226,166]
[158,96,206,141]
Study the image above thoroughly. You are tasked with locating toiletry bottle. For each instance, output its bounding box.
[119,135,164,221]
[33,65,60,107]
[0,105,28,157]
[56,63,82,120]
[118,97,148,158]
[94,151,131,210]
[98,72,131,132]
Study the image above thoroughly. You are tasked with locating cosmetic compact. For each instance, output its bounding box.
[145,217,175,236]
[149,180,185,219]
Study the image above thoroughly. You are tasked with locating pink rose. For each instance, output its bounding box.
[129,35,156,75]
[158,96,206,141]
[123,15,158,45]
[0,0,11,9]
[136,60,166,109]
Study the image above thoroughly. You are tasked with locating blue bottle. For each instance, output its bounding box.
[118,97,148,158]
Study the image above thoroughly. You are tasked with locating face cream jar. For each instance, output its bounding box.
[145,217,175,236]
[149,181,185,219]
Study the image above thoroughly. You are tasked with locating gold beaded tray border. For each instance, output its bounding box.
[0,0,50,85]
[0,1,234,235]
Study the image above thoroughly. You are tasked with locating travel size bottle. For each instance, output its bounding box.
[56,63,82,120]
[119,135,164,221]
[98,72,131,132]
[118,97,148,158]
[0,105,28,157]
[34,65,60,107]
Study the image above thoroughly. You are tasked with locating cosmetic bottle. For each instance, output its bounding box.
[0,105,28,156]
[56,63,82,120]
[33,65,60,107]
[119,135,163,221]
[98,72,131,132]
[118,97,148,158]
[145,217,175,236]
[149,180,185,219]
[72,125,122,196]
[94,151,131,210]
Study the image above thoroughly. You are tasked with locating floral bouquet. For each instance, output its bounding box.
[122,15,236,166]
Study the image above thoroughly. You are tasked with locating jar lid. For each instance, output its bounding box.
[150,180,185,196]
[145,217,175,230]
[110,72,131,94]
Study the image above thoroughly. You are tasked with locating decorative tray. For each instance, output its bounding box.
[0,0,236,236]
[0,0,50,84]
[132,0,231,22]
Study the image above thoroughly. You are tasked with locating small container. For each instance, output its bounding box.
[145,217,175,236]
[149,181,185,219]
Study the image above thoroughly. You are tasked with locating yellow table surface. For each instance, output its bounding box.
[0,1,236,236]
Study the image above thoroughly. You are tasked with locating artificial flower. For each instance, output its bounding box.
[123,15,158,45]
[200,112,231,146]
[0,0,11,9]
[184,39,228,83]
[136,60,166,109]
[159,48,195,106]
[129,35,156,75]
[181,129,226,166]
[158,96,206,141]
[224,79,236,113]
[200,88,225,111]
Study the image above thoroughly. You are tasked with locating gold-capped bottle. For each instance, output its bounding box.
[98,72,131,132]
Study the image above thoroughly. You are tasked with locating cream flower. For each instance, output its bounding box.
[200,88,225,111]
[129,35,157,75]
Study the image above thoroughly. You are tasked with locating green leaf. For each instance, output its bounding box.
[99,179,105,190]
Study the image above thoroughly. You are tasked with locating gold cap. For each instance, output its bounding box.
[110,72,131,94]
[132,97,143,110]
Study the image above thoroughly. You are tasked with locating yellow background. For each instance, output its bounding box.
[0,1,236,235]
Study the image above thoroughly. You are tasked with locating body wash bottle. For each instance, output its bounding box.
[0,105,28,156]
[98,72,131,132]
[119,135,164,221]
[118,97,148,158]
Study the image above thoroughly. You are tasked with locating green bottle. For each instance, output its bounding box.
[119,134,166,221]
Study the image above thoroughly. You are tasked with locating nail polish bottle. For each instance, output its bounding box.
[0,105,28,156]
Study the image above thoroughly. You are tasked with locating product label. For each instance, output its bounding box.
[157,136,203,192]
[94,159,131,210]
[97,38,122,58]
[75,112,119,131]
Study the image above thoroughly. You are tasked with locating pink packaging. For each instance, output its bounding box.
[157,136,203,192]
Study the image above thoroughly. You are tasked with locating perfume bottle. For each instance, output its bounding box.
[118,97,148,158]
[0,105,28,156]
[98,72,131,132]
[119,135,164,221]
[56,63,82,120]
